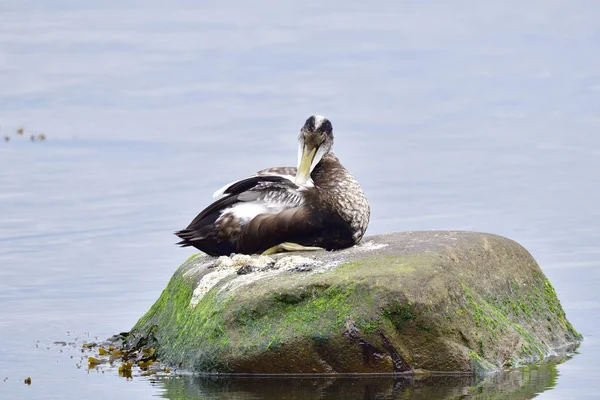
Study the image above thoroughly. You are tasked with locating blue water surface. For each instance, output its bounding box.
[1,1,599,399]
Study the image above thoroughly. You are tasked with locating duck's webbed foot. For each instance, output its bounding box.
[261,242,324,255]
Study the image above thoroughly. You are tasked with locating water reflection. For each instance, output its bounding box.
[158,359,563,400]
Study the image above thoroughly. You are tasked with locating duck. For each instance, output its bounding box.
[176,115,370,256]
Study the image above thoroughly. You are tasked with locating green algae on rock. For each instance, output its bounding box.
[126,231,581,375]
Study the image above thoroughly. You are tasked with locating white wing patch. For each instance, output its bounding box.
[220,198,291,223]
[213,179,241,199]
[226,203,270,222]
[213,170,307,224]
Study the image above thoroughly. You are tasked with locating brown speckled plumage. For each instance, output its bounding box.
[176,116,370,256]
[310,152,370,243]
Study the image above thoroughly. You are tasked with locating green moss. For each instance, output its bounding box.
[512,324,545,359]
[565,320,582,340]
[468,349,497,374]
[134,272,194,329]
[130,270,235,371]
[543,281,564,320]
[357,319,381,334]
[540,280,582,339]
[462,284,505,337]
[382,299,415,330]
[459,281,578,368]
[231,284,358,345]
[333,253,436,279]
[273,291,307,304]
[183,252,201,264]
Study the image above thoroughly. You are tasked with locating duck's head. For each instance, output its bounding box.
[295,115,334,185]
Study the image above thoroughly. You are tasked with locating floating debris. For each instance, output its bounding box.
[24,377,31,385]
[87,356,105,367]
[79,330,169,379]
[142,347,155,358]
[109,350,124,360]
[118,362,133,379]
[0,126,49,143]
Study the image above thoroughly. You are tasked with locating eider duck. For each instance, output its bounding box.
[176,115,370,256]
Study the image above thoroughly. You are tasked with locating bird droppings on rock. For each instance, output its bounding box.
[188,253,329,307]
[217,254,275,270]
[190,268,235,307]
[354,240,389,252]
[184,242,395,308]
[272,255,320,270]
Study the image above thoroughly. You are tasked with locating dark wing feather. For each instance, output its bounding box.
[224,175,297,196]
[175,174,302,255]
[237,206,321,253]
[183,193,239,230]
[212,167,297,199]
[188,175,299,228]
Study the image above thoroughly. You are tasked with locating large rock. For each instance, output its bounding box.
[128,231,581,375]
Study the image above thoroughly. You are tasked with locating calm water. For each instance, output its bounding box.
[1,1,599,399]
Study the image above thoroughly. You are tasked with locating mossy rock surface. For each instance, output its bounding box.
[129,231,581,375]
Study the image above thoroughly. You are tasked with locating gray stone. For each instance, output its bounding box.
[128,231,581,375]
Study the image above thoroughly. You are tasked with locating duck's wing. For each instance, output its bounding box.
[256,166,297,177]
[175,174,305,255]
[212,166,298,199]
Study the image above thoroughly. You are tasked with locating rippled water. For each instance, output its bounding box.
[1,1,599,399]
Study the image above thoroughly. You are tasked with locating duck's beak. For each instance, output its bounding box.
[295,143,317,185]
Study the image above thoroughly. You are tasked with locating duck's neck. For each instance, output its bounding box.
[310,152,348,188]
